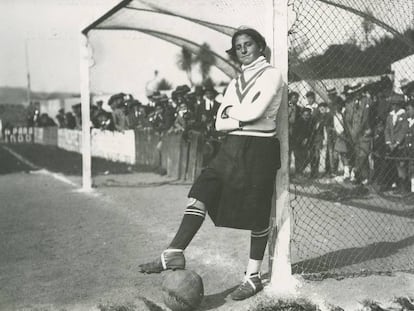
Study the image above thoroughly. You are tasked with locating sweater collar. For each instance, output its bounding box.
[241,56,268,72]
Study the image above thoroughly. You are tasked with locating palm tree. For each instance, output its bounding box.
[361,9,375,49]
[195,43,216,85]
[177,46,194,86]
[157,78,173,91]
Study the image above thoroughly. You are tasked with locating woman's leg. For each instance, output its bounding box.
[230,227,270,300]
[168,198,206,250]
[139,198,206,273]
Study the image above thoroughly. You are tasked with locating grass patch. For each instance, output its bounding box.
[253,298,322,311]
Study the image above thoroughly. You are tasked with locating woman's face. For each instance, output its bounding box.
[234,34,262,66]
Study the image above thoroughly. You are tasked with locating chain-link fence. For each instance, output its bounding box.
[288,0,414,279]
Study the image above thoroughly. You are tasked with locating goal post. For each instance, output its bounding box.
[80,34,92,191]
[268,0,298,292]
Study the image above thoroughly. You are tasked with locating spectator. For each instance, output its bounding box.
[136,105,151,129]
[304,91,318,112]
[288,91,301,173]
[127,99,142,129]
[309,102,331,178]
[96,111,115,131]
[332,99,349,179]
[401,80,414,101]
[202,86,220,122]
[149,103,167,134]
[108,93,128,131]
[344,83,373,185]
[170,102,192,134]
[325,88,343,177]
[91,100,107,128]
[372,76,393,125]
[38,113,56,127]
[327,87,344,110]
[384,94,409,192]
[65,112,76,129]
[371,118,390,190]
[96,100,107,114]
[171,85,190,109]
[72,103,82,130]
[153,94,174,131]
[292,107,313,176]
[192,86,205,123]
[56,108,66,128]
[90,105,99,128]
[26,102,40,127]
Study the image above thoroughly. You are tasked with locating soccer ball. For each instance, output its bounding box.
[161,270,204,311]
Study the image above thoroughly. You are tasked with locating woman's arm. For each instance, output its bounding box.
[215,81,240,132]
[227,69,282,122]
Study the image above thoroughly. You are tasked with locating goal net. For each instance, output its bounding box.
[288,0,414,278]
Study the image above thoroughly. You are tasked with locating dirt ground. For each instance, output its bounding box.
[0,145,413,311]
[0,169,412,311]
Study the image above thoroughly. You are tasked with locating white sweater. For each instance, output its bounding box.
[215,56,283,137]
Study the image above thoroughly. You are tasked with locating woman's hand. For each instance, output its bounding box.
[221,106,232,119]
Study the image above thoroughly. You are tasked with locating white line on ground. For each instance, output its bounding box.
[31,169,78,187]
[1,145,80,189]
[1,145,40,170]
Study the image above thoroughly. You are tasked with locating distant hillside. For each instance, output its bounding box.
[0,86,79,106]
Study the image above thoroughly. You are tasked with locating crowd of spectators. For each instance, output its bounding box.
[289,76,414,193]
[84,85,221,140]
[26,104,57,128]
[24,76,414,193]
[26,85,222,140]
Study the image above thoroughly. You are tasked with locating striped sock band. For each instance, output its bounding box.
[184,207,206,219]
[168,205,206,250]
[251,227,270,238]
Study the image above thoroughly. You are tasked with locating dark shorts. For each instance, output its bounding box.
[188,135,280,231]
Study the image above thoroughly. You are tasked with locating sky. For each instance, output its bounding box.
[1,0,413,102]
[0,0,208,101]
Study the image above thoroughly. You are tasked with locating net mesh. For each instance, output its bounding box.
[288,0,414,279]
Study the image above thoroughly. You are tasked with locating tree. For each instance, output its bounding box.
[157,78,172,91]
[177,46,194,86]
[195,43,216,85]
[361,8,375,49]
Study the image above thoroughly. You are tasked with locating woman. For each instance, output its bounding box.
[139,27,283,301]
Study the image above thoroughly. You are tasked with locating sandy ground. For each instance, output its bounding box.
[0,166,413,311]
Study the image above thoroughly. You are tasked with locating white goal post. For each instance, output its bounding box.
[269,0,298,292]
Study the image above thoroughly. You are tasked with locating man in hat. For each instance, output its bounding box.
[292,107,313,176]
[309,102,333,178]
[343,83,372,184]
[384,94,409,192]
[202,86,220,122]
[326,87,344,176]
[72,103,82,130]
[304,91,319,113]
[56,108,66,128]
[109,93,129,131]
[127,99,142,129]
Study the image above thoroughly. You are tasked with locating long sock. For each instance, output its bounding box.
[246,259,262,278]
[168,203,206,250]
[246,227,270,277]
